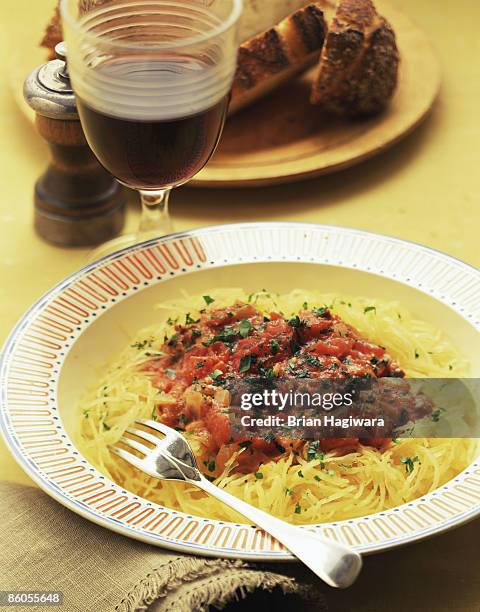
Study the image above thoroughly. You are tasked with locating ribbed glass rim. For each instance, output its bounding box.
[60,0,243,51]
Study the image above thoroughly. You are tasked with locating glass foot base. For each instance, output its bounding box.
[88,229,171,262]
[88,233,138,262]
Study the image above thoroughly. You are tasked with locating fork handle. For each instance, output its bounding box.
[194,476,362,588]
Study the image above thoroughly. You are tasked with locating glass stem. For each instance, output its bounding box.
[138,189,173,238]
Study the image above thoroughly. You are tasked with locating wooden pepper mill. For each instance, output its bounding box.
[24,42,126,247]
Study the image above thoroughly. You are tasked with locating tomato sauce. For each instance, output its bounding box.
[143,301,404,473]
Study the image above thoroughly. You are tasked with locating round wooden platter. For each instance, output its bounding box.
[193,0,441,187]
[11,0,440,188]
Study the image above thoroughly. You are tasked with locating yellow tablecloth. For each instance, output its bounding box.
[0,1,479,608]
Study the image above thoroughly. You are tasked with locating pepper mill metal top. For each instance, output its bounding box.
[24,42,78,120]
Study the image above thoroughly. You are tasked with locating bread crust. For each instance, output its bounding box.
[310,0,399,116]
[40,5,61,59]
[231,4,327,110]
[40,1,123,58]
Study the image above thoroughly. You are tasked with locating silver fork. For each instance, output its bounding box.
[110,419,362,588]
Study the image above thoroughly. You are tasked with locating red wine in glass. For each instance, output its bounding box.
[76,56,229,190]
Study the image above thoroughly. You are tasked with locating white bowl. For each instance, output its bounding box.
[1,223,480,559]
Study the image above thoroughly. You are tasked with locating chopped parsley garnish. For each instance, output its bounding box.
[431,408,444,422]
[102,421,110,431]
[206,459,216,472]
[131,339,151,350]
[254,471,263,480]
[165,368,176,379]
[185,313,199,325]
[285,487,293,496]
[203,327,238,347]
[212,377,227,387]
[168,333,179,347]
[294,503,302,514]
[298,470,304,478]
[290,338,300,354]
[288,315,304,328]
[210,369,223,380]
[363,306,377,315]
[178,414,187,425]
[288,363,310,378]
[400,456,420,473]
[312,307,328,318]
[304,353,321,368]
[303,302,308,309]
[82,408,90,419]
[414,349,420,359]
[196,361,205,368]
[202,328,235,346]
[306,441,325,463]
[269,339,280,355]
[307,441,319,460]
[238,319,252,338]
[314,475,322,482]
[239,355,252,373]
[258,366,276,379]
[203,295,215,306]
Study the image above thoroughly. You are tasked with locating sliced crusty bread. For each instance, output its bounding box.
[310,0,399,116]
[41,0,399,119]
[229,3,329,115]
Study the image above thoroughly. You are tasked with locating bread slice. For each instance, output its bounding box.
[229,3,328,115]
[40,5,61,60]
[40,2,105,57]
[310,0,399,116]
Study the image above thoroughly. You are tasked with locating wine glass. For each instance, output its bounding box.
[60,0,242,258]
